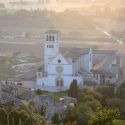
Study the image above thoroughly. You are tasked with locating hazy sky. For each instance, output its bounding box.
[0,0,93,12]
[0,0,124,12]
[0,0,92,4]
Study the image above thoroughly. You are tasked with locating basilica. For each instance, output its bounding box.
[37,30,92,92]
[36,30,120,92]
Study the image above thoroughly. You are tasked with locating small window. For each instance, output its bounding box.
[56,80,60,87]
[103,80,105,83]
[96,75,98,80]
[47,45,54,48]
[109,76,112,79]
[102,75,105,78]
[53,36,55,41]
[106,80,110,84]
[49,36,54,41]
[46,35,49,41]
[42,83,44,86]
[60,80,64,87]
[39,73,41,76]
[49,36,52,41]
[51,45,54,48]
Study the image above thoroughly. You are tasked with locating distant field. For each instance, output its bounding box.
[0,25,112,56]
[0,43,42,57]
[97,20,125,32]
[0,25,125,71]
[0,26,106,36]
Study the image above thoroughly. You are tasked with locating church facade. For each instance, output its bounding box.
[36,30,93,92]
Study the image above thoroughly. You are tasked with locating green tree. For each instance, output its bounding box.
[19,105,29,114]
[19,110,30,124]
[89,109,120,125]
[68,79,78,98]
[65,121,78,125]
[36,89,43,95]
[77,89,103,104]
[8,109,20,125]
[51,113,60,124]
[40,105,46,116]
[96,85,115,106]
[96,85,115,98]
[77,90,102,112]
[113,120,125,125]
[85,100,102,112]
[24,117,35,125]
[117,82,125,100]
[0,108,8,125]
[106,98,125,119]
[64,104,92,125]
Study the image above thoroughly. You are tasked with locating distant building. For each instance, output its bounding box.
[36,30,121,92]
[92,50,121,84]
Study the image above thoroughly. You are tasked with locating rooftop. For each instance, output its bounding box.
[61,47,91,62]
[93,50,117,54]
[45,30,60,34]
[92,53,120,76]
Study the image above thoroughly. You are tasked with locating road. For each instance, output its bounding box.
[96,26,124,44]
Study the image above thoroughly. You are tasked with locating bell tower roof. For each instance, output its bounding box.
[45,30,60,34]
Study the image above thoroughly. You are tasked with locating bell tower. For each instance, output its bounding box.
[44,30,60,73]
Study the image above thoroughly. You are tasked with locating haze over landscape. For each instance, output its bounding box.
[1,1,125,125]
[0,0,124,80]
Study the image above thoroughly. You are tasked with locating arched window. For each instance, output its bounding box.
[56,77,64,87]
[56,80,60,87]
[49,36,52,41]
[53,35,55,41]
[39,73,41,76]
[46,35,49,41]
[60,80,64,87]
[42,83,44,86]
